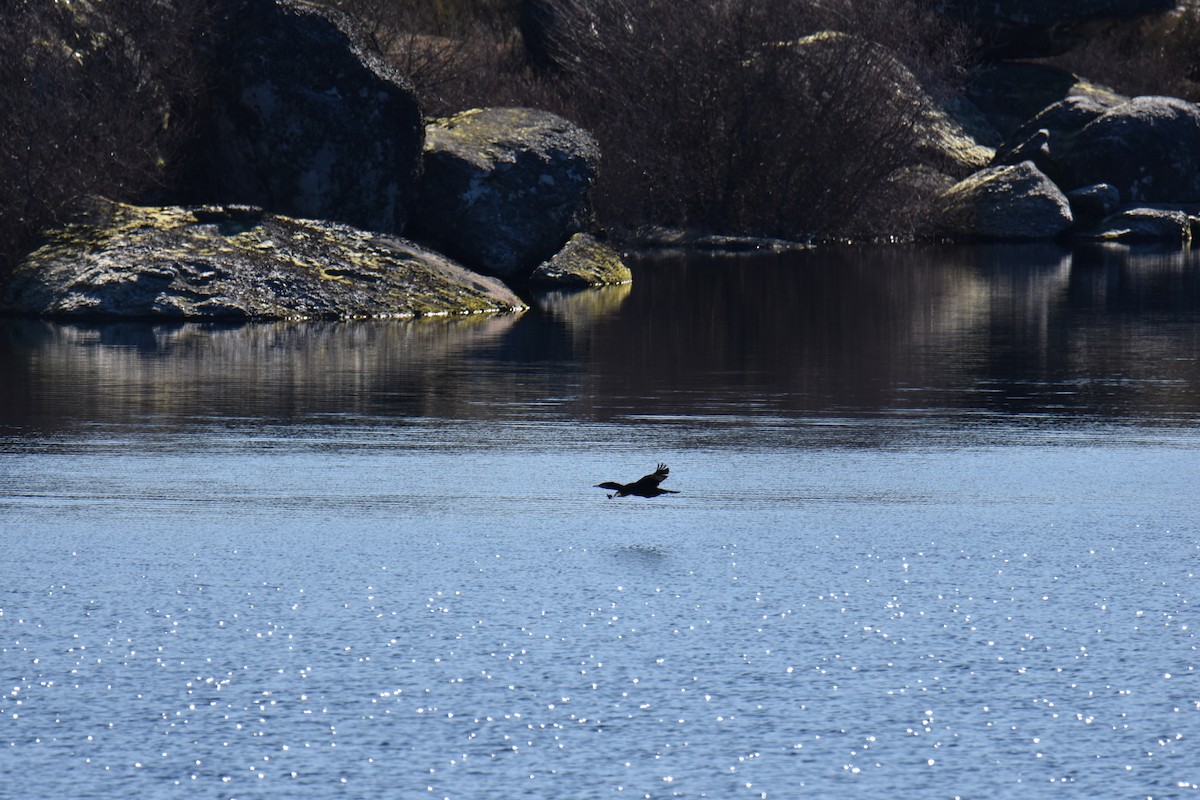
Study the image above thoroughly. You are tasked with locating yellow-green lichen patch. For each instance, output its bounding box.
[2,199,527,320]
[529,233,632,287]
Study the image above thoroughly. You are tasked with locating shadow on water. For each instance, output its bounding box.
[2,242,1199,433]
[612,543,670,562]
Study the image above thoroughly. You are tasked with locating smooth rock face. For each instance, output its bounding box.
[529,233,631,286]
[1060,97,1200,203]
[0,202,526,320]
[411,107,601,280]
[932,161,1073,240]
[186,0,424,234]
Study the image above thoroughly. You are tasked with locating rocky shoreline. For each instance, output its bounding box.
[3,0,1198,321]
[932,94,1200,245]
[2,201,526,320]
[1,0,630,322]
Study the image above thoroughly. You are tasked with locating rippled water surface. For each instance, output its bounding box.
[2,244,1199,799]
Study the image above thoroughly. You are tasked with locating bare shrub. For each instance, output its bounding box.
[330,0,521,37]
[326,0,528,115]
[322,0,971,239]
[1048,5,1200,101]
[0,0,212,275]
[523,0,971,240]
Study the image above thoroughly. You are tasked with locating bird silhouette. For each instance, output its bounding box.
[595,463,679,498]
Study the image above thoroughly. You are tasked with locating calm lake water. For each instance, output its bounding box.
[2,243,1198,799]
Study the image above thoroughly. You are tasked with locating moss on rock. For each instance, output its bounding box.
[1,200,526,320]
[528,233,631,287]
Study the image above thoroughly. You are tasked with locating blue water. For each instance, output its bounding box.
[2,244,1199,799]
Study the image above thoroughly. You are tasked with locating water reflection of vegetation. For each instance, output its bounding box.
[576,244,1200,421]
[2,245,1199,430]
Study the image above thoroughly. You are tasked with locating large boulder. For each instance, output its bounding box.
[932,161,1073,240]
[411,107,601,280]
[183,0,424,234]
[939,0,1177,59]
[1057,96,1200,203]
[0,201,525,320]
[991,95,1120,176]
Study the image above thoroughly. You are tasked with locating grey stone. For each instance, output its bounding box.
[186,0,424,234]
[932,161,1073,240]
[0,201,526,320]
[991,95,1120,181]
[1060,96,1200,203]
[411,107,601,280]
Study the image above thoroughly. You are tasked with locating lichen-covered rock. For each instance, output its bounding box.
[184,0,423,234]
[932,161,1073,240]
[411,107,601,280]
[1059,96,1200,203]
[0,201,525,320]
[529,233,631,286]
[1081,207,1195,244]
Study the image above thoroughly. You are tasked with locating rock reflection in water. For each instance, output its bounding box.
[0,314,524,430]
[2,242,1199,432]
[531,282,632,324]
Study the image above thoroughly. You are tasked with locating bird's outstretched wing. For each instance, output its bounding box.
[638,463,670,488]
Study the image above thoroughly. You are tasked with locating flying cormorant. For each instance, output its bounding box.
[595,463,679,498]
